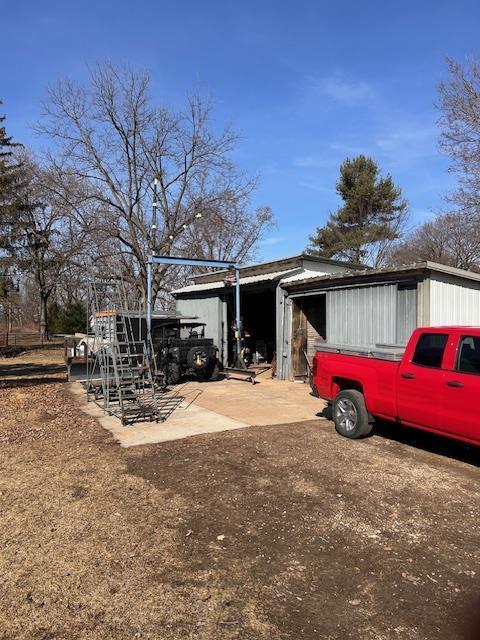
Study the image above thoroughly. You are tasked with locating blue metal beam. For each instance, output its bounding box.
[149,255,237,269]
[146,254,242,359]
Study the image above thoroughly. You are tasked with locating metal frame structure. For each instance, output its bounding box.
[146,254,242,357]
[85,275,178,425]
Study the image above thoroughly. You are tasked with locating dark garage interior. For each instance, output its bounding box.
[225,285,277,365]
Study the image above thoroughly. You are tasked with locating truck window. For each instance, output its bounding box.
[411,333,448,368]
[456,335,480,374]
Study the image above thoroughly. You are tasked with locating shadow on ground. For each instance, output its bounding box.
[0,376,67,389]
[317,405,480,468]
[0,361,67,389]
[373,420,480,468]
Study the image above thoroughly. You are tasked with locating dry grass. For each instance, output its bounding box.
[0,350,480,639]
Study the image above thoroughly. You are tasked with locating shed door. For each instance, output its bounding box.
[290,295,326,380]
[291,300,307,379]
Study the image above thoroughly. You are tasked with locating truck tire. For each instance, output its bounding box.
[165,362,181,386]
[208,362,220,381]
[332,389,372,439]
[196,361,219,382]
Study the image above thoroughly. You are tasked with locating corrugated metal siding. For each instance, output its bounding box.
[279,296,292,380]
[326,285,397,346]
[396,286,417,345]
[430,276,480,325]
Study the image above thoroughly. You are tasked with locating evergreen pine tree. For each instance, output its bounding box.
[0,101,23,250]
[308,155,407,265]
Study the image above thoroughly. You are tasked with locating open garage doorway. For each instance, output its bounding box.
[225,286,277,367]
[291,294,326,381]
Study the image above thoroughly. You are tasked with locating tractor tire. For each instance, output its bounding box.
[196,361,219,383]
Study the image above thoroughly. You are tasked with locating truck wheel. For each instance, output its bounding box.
[196,361,219,382]
[165,362,181,386]
[332,390,372,439]
[208,362,220,381]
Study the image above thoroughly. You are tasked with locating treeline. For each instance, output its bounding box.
[2,57,480,337]
[0,63,274,336]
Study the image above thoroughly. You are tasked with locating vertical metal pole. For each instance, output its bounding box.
[235,266,241,356]
[146,256,153,356]
[152,178,158,251]
[86,280,89,397]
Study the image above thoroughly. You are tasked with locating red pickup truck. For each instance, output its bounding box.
[311,327,480,445]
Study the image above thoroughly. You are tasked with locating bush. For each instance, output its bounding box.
[48,300,87,335]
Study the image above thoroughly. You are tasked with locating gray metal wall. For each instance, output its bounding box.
[326,284,400,346]
[429,274,480,325]
[281,282,419,378]
[176,295,228,364]
[396,286,417,344]
[276,286,290,379]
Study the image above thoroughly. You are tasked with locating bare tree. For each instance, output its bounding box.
[387,210,480,271]
[178,203,273,263]
[36,62,273,306]
[438,57,480,215]
[387,59,480,275]
[6,154,86,337]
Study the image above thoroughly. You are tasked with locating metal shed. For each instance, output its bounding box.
[281,262,480,381]
[172,257,480,381]
[172,254,358,367]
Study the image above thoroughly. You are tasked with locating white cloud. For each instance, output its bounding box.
[309,74,374,106]
[259,236,286,246]
[374,124,437,162]
[373,121,438,169]
[293,156,331,169]
[299,180,336,195]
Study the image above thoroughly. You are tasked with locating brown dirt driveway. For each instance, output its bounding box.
[0,350,479,639]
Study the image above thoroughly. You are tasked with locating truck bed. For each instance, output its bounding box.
[313,344,401,421]
[315,343,405,362]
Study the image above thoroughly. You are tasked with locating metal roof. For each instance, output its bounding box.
[279,268,333,284]
[120,311,198,320]
[172,259,480,297]
[191,253,364,284]
[172,269,297,295]
[281,261,480,291]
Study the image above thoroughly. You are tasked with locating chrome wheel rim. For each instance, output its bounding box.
[335,398,357,432]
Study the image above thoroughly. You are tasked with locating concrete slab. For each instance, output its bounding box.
[68,374,325,447]
[69,383,249,447]
[178,375,325,426]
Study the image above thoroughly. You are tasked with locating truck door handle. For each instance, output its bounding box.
[446,380,464,388]
[401,372,415,379]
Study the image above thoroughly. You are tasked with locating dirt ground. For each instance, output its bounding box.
[1,350,479,639]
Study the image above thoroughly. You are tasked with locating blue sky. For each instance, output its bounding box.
[2,0,479,261]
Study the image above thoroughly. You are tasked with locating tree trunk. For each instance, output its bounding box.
[39,292,49,340]
[7,296,12,333]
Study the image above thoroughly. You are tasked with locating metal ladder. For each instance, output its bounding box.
[89,277,163,425]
